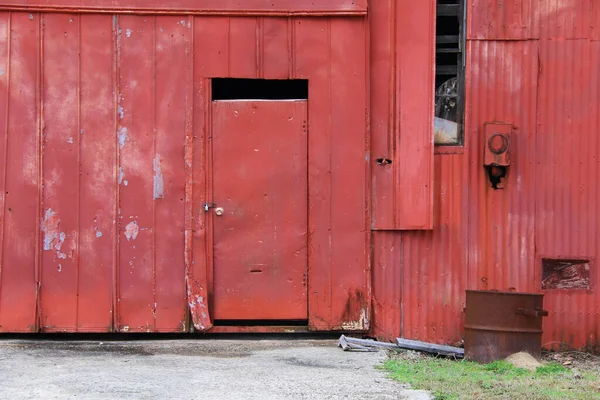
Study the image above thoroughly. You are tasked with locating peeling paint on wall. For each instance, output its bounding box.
[124,221,139,241]
[42,208,68,260]
[153,154,164,200]
[42,209,65,252]
[117,127,128,149]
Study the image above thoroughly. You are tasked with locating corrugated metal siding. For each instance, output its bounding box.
[469,0,594,40]
[373,1,600,350]
[536,39,600,350]
[466,39,539,294]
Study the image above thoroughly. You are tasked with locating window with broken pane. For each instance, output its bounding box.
[434,0,464,146]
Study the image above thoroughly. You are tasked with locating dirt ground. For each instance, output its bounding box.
[0,335,431,400]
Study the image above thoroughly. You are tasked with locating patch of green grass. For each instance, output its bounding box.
[383,355,600,400]
[536,362,568,375]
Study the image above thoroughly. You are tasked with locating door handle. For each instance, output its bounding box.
[215,207,224,216]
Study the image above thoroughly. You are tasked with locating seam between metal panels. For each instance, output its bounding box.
[390,0,397,225]
[327,18,333,323]
[182,14,194,331]
[0,12,11,318]
[287,17,293,78]
[533,43,541,289]
[35,13,43,332]
[75,14,82,330]
[0,6,367,17]
[113,14,120,332]
[364,15,372,329]
[152,15,157,330]
[256,17,263,78]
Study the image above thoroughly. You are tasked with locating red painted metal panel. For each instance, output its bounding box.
[0,12,39,332]
[593,1,600,40]
[117,15,156,332]
[400,155,468,344]
[466,40,539,294]
[371,0,435,230]
[229,18,258,78]
[369,0,394,229]
[469,0,593,40]
[39,13,80,331]
[294,17,370,330]
[154,15,188,331]
[372,155,468,343]
[0,0,367,15]
[261,18,289,79]
[188,16,230,331]
[77,14,115,331]
[328,18,370,329]
[394,0,435,229]
[211,100,308,320]
[536,39,600,350]
[293,18,332,330]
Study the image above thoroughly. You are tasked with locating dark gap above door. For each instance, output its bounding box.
[212,78,308,101]
[213,319,308,327]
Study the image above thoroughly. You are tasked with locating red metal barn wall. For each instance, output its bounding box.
[0,6,372,332]
[372,0,600,350]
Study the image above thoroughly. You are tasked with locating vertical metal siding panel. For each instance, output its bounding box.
[261,18,289,79]
[468,0,592,39]
[39,13,80,331]
[394,0,434,229]
[77,14,115,331]
[211,101,308,320]
[371,231,402,340]
[189,16,228,330]
[592,0,600,40]
[294,18,332,329]
[467,40,538,293]
[0,12,39,332]
[117,15,155,332]
[228,17,258,78]
[536,39,600,350]
[401,155,468,344]
[329,18,369,329]
[370,0,395,228]
[0,13,8,329]
[154,16,187,332]
[539,0,591,39]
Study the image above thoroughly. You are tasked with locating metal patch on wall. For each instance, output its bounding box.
[542,259,590,290]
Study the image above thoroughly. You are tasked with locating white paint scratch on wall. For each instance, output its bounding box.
[117,127,128,149]
[42,208,66,252]
[124,221,139,241]
[153,154,164,200]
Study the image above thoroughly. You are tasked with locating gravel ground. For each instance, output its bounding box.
[0,336,431,400]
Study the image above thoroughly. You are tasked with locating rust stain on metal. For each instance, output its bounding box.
[464,290,548,363]
[542,259,590,290]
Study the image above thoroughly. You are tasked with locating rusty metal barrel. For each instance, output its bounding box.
[464,290,548,363]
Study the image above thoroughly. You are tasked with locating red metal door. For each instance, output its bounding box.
[211,100,308,321]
